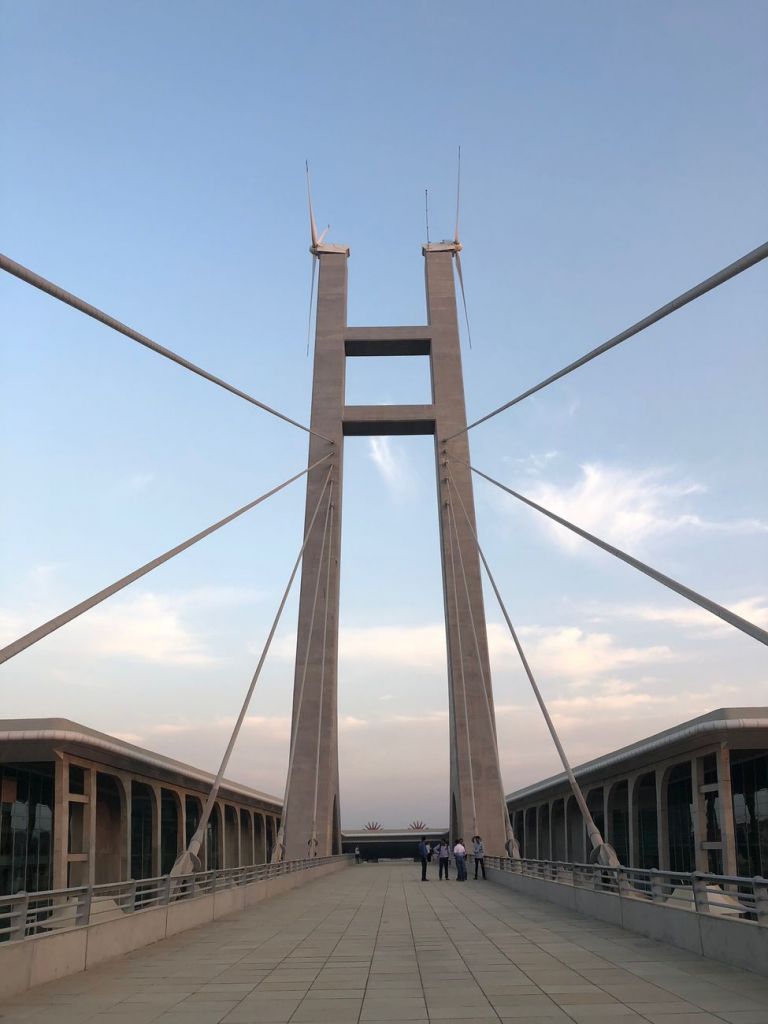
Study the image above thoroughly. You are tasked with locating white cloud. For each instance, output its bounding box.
[585,598,765,634]
[274,621,675,683]
[79,593,214,665]
[121,472,155,493]
[367,436,413,498]
[518,462,767,552]
[504,624,676,680]
[0,586,261,667]
[503,451,560,476]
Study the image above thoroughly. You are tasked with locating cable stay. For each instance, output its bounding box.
[172,464,334,876]
[0,454,332,667]
[272,482,334,862]
[442,483,519,857]
[455,456,768,648]
[309,495,336,857]
[443,239,768,442]
[446,488,478,838]
[446,469,619,867]
[0,252,331,443]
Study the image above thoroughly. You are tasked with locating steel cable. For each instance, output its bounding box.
[0,252,332,442]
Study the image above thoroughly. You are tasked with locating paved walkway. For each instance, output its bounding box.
[1,863,766,1024]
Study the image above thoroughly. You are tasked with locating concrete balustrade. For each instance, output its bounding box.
[0,857,352,1001]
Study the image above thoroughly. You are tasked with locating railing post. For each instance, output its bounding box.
[752,877,768,924]
[161,875,172,906]
[76,887,93,925]
[127,880,137,913]
[650,869,664,903]
[692,873,710,914]
[617,867,630,898]
[9,894,29,941]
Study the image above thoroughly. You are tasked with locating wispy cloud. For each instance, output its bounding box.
[520,463,767,552]
[367,436,413,498]
[503,451,560,476]
[274,621,675,684]
[0,585,261,667]
[592,596,768,633]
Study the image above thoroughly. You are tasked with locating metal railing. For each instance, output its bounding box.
[0,855,352,944]
[482,855,768,924]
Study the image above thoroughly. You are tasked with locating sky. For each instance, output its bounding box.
[1,1,766,828]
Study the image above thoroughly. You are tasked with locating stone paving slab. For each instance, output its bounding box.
[0,863,766,1024]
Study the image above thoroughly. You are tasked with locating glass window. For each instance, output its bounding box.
[731,750,768,878]
[0,764,55,896]
[635,773,659,869]
[702,753,718,785]
[130,782,154,880]
[69,765,85,795]
[185,796,201,847]
[704,790,721,844]
[608,782,630,865]
[667,763,695,873]
[161,790,180,875]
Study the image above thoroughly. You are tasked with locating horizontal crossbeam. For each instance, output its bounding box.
[344,326,431,357]
[343,404,435,436]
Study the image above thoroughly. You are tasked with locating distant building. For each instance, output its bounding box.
[0,719,282,897]
[341,828,448,861]
[505,708,768,877]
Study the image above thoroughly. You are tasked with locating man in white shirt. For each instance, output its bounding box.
[453,839,467,881]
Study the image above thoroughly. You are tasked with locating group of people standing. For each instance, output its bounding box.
[417,835,486,882]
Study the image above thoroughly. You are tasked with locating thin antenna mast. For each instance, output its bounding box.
[425,189,430,244]
[453,146,473,349]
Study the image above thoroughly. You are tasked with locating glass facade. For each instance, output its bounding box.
[206,805,221,870]
[130,782,154,880]
[161,790,180,875]
[731,750,768,878]
[667,763,695,873]
[608,782,630,865]
[0,763,54,896]
[635,773,659,868]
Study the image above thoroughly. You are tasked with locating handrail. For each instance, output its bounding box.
[0,855,352,944]
[481,855,768,925]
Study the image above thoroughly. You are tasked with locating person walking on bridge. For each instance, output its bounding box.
[453,838,467,881]
[472,835,486,879]
[418,836,430,881]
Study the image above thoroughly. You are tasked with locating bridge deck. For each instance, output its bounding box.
[2,863,766,1023]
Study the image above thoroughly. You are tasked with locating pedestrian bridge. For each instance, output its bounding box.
[2,861,767,1023]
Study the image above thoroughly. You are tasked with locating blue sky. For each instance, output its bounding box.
[1,1,766,826]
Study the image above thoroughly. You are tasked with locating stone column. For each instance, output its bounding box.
[626,775,637,868]
[717,742,738,875]
[85,767,97,886]
[282,250,345,861]
[52,753,68,889]
[119,772,133,879]
[656,769,670,870]
[691,757,708,872]
[430,248,508,857]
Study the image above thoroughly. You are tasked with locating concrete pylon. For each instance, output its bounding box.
[282,242,508,859]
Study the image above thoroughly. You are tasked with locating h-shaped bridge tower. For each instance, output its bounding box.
[282,240,509,860]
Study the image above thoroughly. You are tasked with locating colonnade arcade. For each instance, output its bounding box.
[56,750,280,890]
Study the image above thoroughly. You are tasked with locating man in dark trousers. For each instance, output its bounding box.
[472,835,487,879]
[418,836,429,881]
